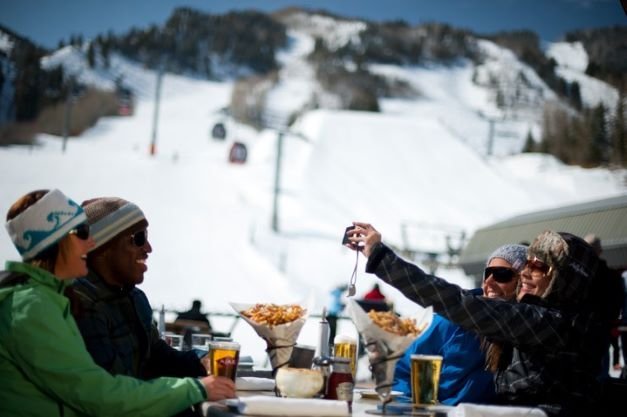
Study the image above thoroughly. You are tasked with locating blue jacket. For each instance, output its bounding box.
[393,312,496,405]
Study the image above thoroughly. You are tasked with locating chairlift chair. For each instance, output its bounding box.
[211,122,227,140]
[228,142,247,164]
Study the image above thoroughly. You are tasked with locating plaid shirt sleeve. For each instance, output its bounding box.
[366,243,569,349]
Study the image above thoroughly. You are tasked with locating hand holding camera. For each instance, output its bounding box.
[342,223,382,258]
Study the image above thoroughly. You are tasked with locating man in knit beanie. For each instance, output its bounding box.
[69,197,217,416]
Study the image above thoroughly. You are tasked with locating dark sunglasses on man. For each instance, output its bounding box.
[130,230,148,247]
[68,223,90,240]
[483,266,517,283]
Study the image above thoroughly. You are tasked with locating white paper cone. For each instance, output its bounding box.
[231,302,308,373]
[346,299,432,398]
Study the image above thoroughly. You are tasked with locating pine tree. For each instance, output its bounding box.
[582,104,607,166]
[87,43,96,68]
[522,130,535,152]
[570,81,582,111]
[610,89,626,166]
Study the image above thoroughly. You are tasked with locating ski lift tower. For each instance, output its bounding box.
[262,111,308,233]
[149,64,164,156]
[477,110,504,157]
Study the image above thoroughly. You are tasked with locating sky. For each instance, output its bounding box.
[0,0,625,49]
[0,15,625,371]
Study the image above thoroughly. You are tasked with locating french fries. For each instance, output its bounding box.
[367,310,425,336]
[241,303,305,326]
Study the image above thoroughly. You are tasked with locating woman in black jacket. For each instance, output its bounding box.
[346,223,612,417]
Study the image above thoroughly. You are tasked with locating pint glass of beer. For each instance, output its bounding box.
[333,334,358,378]
[207,341,240,382]
[410,354,443,406]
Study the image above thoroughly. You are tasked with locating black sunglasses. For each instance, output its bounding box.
[130,230,148,247]
[68,223,90,240]
[483,266,516,283]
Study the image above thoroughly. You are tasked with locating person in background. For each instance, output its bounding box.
[69,198,214,386]
[177,299,212,330]
[584,233,625,375]
[0,189,235,417]
[176,299,215,351]
[393,244,527,405]
[364,283,386,301]
[359,282,393,314]
[347,222,614,417]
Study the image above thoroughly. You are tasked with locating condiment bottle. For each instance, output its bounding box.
[313,308,332,396]
[317,308,330,357]
[325,357,354,408]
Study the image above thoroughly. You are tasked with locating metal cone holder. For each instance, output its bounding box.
[345,299,433,416]
[364,338,404,415]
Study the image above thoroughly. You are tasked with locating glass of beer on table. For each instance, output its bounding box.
[333,334,358,378]
[207,340,240,382]
[410,354,443,406]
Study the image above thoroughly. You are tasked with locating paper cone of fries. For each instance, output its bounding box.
[346,299,432,401]
[231,302,307,375]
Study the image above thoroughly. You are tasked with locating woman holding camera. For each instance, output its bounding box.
[346,222,612,417]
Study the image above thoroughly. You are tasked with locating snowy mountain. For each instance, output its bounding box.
[546,41,619,111]
[0,11,625,367]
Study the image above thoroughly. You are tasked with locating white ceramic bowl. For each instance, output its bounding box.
[275,367,324,398]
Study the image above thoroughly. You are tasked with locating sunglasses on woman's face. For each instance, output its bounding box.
[483,266,517,283]
[130,230,148,247]
[526,257,550,274]
[68,223,90,240]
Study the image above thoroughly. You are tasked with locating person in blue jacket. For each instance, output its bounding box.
[392,244,528,405]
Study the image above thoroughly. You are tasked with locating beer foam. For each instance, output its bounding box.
[334,334,357,344]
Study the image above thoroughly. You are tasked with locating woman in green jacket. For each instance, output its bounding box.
[0,189,235,417]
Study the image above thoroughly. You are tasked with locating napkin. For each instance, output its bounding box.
[451,403,548,417]
[235,377,275,391]
[229,395,350,416]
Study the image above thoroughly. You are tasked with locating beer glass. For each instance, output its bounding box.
[333,334,358,378]
[410,354,443,406]
[207,340,240,382]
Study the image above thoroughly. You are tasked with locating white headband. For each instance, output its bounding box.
[5,189,86,260]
